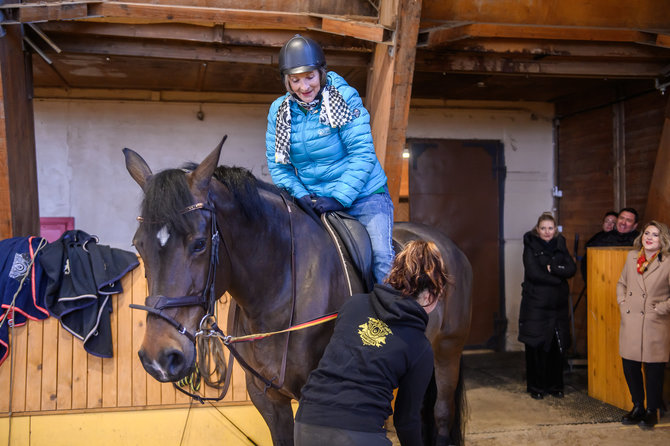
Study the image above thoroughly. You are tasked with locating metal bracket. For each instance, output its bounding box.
[655,78,670,95]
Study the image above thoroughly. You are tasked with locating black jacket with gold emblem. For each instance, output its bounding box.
[296,283,433,445]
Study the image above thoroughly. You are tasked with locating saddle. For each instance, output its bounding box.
[321,211,374,294]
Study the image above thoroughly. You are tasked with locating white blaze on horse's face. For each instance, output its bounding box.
[148,359,170,381]
[157,225,170,247]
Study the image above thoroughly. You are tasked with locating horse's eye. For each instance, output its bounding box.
[192,239,207,253]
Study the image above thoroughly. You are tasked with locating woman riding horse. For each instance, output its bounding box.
[124,141,472,446]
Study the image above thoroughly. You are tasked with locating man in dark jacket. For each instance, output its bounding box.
[582,208,640,282]
[587,207,639,247]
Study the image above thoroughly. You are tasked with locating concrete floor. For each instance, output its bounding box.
[388,350,670,445]
[460,351,670,445]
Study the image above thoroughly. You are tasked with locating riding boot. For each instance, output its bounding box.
[621,405,645,425]
[639,409,658,429]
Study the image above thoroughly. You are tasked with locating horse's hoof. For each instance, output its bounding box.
[530,391,543,400]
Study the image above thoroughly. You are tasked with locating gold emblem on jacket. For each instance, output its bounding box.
[358,318,393,347]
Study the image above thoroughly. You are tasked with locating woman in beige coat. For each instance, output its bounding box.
[617,220,670,428]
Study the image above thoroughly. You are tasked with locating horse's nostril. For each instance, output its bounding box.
[162,349,187,376]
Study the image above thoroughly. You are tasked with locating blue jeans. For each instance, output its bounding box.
[347,187,395,284]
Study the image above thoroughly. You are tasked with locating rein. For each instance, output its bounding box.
[130,194,337,403]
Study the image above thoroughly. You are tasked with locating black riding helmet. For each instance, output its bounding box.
[278,34,326,76]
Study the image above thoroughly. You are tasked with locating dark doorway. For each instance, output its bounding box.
[408,139,506,348]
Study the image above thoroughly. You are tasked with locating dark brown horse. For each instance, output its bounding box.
[123,139,472,446]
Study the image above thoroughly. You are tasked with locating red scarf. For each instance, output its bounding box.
[636,248,659,274]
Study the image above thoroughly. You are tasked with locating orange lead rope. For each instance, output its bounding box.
[225,312,338,344]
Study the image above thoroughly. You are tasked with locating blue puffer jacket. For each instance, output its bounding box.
[265,71,387,208]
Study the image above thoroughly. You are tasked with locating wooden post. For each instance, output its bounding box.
[366,0,422,208]
[644,95,670,223]
[0,24,40,239]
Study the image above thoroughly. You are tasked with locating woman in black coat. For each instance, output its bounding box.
[519,212,576,399]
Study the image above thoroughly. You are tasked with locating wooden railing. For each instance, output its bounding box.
[0,259,250,416]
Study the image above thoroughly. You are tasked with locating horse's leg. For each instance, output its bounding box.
[246,377,295,446]
[433,342,466,446]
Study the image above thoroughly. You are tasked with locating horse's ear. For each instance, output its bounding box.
[190,136,225,193]
[123,148,153,191]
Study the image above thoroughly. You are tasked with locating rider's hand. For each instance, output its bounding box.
[296,194,321,223]
[313,196,345,214]
[298,195,315,210]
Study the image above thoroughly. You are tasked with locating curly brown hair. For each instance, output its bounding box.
[384,240,453,306]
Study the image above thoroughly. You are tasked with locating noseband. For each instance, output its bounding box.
[129,201,221,342]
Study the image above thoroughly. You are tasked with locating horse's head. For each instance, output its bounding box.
[123,138,226,383]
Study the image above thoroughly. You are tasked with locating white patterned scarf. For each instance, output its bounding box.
[274,85,355,164]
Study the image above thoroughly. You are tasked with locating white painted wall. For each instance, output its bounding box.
[34,99,273,250]
[34,98,556,351]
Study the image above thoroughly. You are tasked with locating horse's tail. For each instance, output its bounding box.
[449,358,468,446]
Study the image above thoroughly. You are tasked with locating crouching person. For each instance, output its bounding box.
[294,240,451,445]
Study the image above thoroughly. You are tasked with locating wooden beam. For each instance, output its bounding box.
[644,95,670,223]
[367,0,421,208]
[0,25,40,238]
[422,0,670,30]
[48,35,369,66]
[38,22,373,51]
[439,38,670,60]
[0,69,11,239]
[92,2,322,28]
[421,23,657,48]
[318,15,389,43]
[1,2,387,43]
[94,3,387,43]
[415,52,668,78]
[32,87,280,104]
[378,0,398,28]
[0,1,98,24]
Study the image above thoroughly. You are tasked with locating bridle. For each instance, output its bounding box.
[129,202,221,343]
[129,193,302,403]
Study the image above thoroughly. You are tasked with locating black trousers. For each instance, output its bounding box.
[294,421,391,446]
[525,335,564,395]
[621,358,666,411]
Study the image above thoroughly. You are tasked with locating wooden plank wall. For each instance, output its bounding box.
[624,92,668,215]
[0,260,250,416]
[556,86,666,357]
[586,246,630,410]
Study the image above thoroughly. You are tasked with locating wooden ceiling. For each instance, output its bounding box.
[2,0,670,103]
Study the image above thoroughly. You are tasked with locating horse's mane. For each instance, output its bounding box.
[210,164,284,220]
[140,162,284,234]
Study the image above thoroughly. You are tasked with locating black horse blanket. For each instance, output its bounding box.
[39,230,139,358]
[0,236,50,366]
